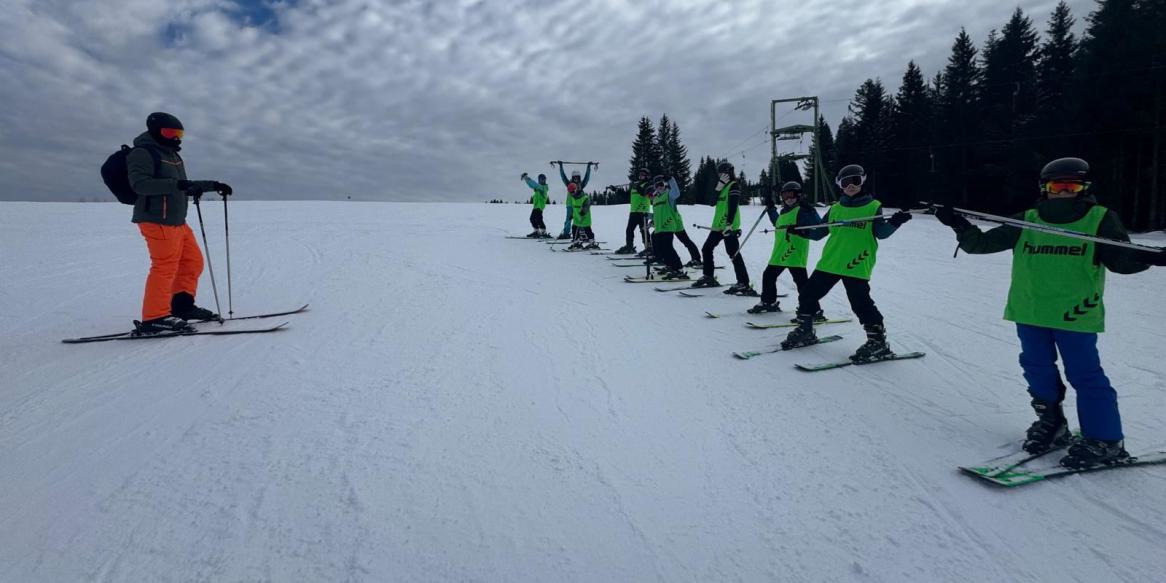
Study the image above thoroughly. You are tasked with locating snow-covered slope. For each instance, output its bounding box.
[2,201,1165,582]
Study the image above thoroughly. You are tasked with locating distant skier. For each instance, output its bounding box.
[555,161,593,239]
[648,175,688,279]
[781,164,913,361]
[565,182,598,250]
[935,157,1166,469]
[127,112,232,334]
[692,161,752,294]
[521,172,550,237]
[748,181,822,314]
[615,168,652,255]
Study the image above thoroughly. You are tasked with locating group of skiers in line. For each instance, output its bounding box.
[519,155,1166,471]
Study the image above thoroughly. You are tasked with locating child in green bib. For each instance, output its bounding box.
[521,172,550,238]
[935,157,1166,469]
[781,164,913,362]
[749,181,822,314]
[615,168,652,255]
[693,160,754,294]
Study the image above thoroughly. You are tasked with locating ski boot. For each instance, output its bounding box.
[525,230,540,238]
[172,292,219,322]
[556,232,572,240]
[583,240,601,250]
[747,301,781,314]
[781,313,818,349]
[614,244,636,255]
[566,241,583,250]
[539,230,553,239]
[1022,397,1072,454]
[635,249,652,258]
[790,309,825,323]
[849,323,893,363]
[1060,437,1130,469]
[690,276,720,288]
[661,268,690,281]
[135,315,195,336]
[685,259,703,269]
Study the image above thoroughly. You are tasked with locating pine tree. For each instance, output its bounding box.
[666,120,693,195]
[803,115,837,203]
[845,79,893,199]
[937,28,982,207]
[977,8,1040,212]
[628,117,662,183]
[1034,1,1077,161]
[657,115,672,180]
[889,61,934,206]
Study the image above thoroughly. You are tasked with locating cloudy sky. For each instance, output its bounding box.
[0,0,1093,202]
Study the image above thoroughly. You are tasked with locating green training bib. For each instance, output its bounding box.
[1004,206,1108,332]
[814,200,880,280]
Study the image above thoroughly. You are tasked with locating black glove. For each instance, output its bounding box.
[521,172,528,180]
[1138,247,1166,267]
[888,210,912,227]
[935,205,971,231]
[178,180,232,196]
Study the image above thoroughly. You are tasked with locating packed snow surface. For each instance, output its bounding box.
[2,201,1165,582]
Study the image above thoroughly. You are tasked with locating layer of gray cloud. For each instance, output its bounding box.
[0,0,1092,202]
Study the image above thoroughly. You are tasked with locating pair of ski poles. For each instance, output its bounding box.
[192,194,234,322]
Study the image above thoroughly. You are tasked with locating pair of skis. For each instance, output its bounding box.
[960,439,1166,487]
[61,304,308,344]
[731,332,926,370]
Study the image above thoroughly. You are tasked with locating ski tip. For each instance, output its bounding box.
[705,312,719,319]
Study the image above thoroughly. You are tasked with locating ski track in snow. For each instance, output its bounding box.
[2,201,1166,582]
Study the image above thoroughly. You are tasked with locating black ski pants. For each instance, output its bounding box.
[761,265,809,305]
[530,208,546,230]
[572,226,596,241]
[651,232,683,270]
[676,229,700,263]
[701,230,749,283]
[796,271,883,325]
[625,212,649,247]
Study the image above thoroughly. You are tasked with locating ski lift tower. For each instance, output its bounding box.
[770,96,833,204]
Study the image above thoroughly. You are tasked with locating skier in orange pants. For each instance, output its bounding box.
[126,112,232,333]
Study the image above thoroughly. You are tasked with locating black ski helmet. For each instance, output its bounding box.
[537,173,547,183]
[638,167,650,179]
[780,181,803,194]
[146,111,183,147]
[716,161,734,177]
[652,175,667,187]
[1039,157,1089,183]
[835,164,865,188]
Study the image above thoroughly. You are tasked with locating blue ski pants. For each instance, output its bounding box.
[1016,323,1122,441]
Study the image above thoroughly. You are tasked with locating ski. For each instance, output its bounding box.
[624,275,674,283]
[965,451,1166,487]
[654,284,693,292]
[959,436,1079,480]
[219,303,310,322]
[63,322,290,344]
[504,235,546,239]
[732,335,844,360]
[745,318,853,329]
[794,351,926,371]
[68,305,309,341]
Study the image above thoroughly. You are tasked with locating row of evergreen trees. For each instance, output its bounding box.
[533,0,1163,229]
[823,0,1165,229]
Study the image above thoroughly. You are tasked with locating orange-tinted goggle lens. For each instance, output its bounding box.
[159,128,184,139]
[1044,180,1086,194]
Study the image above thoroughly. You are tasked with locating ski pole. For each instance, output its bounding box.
[944,205,1159,252]
[692,224,713,231]
[192,195,224,323]
[223,193,234,318]
[730,211,767,261]
[549,161,599,167]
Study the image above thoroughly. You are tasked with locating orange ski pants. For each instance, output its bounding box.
[139,223,203,320]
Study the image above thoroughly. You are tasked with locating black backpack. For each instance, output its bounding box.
[101,144,160,205]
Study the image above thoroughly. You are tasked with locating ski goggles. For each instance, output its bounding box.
[1042,180,1089,194]
[837,175,864,188]
[159,127,184,139]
